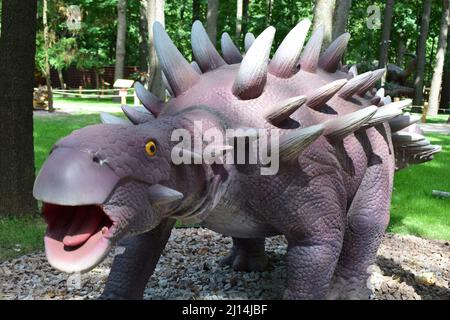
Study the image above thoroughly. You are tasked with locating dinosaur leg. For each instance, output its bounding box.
[327,166,391,300]
[220,238,268,271]
[99,219,175,300]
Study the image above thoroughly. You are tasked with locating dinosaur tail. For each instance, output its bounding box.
[388,114,442,171]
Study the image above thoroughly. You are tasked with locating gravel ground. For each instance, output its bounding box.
[0,228,449,300]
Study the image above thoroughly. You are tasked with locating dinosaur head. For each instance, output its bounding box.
[33,120,188,273]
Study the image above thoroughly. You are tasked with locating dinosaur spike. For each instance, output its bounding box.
[318,33,351,73]
[385,99,413,110]
[307,79,348,110]
[148,184,184,207]
[298,25,324,73]
[100,113,130,125]
[162,72,174,96]
[338,71,373,99]
[232,26,276,100]
[324,105,377,140]
[264,95,307,125]
[191,61,202,74]
[269,19,311,78]
[221,32,243,64]
[134,82,163,116]
[357,68,385,95]
[370,96,382,105]
[349,65,358,77]
[244,33,255,52]
[279,124,325,162]
[392,132,426,146]
[121,105,155,125]
[389,114,421,133]
[172,146,203,164]
[383,95,392,105]
[376,88,385,98]
[191,20,226,72]
[364,104,402,127]
[153,21,200,96]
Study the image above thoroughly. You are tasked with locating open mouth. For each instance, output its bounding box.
[43,203,114,273]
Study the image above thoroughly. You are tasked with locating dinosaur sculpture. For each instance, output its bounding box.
[33,20,441,300]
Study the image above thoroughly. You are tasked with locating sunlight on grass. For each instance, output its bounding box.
[389,134,450,241]
[0,215,46,260]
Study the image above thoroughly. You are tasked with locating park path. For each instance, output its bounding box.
[419,123,450,135]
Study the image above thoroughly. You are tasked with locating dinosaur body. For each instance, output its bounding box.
[33,20,440,299]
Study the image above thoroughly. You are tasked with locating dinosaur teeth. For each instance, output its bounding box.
[221,32,243,64]
[191,61,202,74]
[100,112,130,125]
[244,32,255,52]
[338,71,373,99]
[153,21,200,96]
[232,26,276,100]
[264,95,307,125]
[324,105,377,140]
[357,68,385,96]
[191,20,226,72]
[307,79,348,110]
[269,19,311,78]
[389,114,421,133]
[318,33,351,73]
[298,25,324,73]
[279,124,325,162]
[121,105,155,124]
[349,65,358,77]
[134,82,163,116]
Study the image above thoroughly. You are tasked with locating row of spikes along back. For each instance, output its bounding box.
[101,19,441,164]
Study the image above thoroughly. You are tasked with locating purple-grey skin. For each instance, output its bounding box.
[33,20,441,299]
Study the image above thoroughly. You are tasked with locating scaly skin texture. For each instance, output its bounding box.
[33,20,440,300]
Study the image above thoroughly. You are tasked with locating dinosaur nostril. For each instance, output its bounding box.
[92,156,100,164]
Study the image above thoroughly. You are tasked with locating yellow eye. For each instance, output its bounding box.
[145,141,157,157]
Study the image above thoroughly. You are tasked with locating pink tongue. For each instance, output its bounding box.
[63,206,104,247]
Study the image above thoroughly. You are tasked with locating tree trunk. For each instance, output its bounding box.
[413,0,432,107]
[396,38,406,66]
[266,0,273,25]
[0,0,38,216]
[439,30,450,110]
[146,0,166,100]
[139,0,149,77]
[236,0,243,39]
[193,0,201,23]
[332,0,352,40]
[428,0,450,116]
[43,0,53,112]
[57,69,65,89]
[242,0,249,37]
[207,0,219,44]
[378,0,395,69]
[312,0,336,49]
[114,0,127,81]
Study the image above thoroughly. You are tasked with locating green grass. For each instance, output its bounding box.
[0,215,46,260]
[409,112,449,124]
[389,134,450,241]
[54,96,121,106]
[0,110,449,260]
